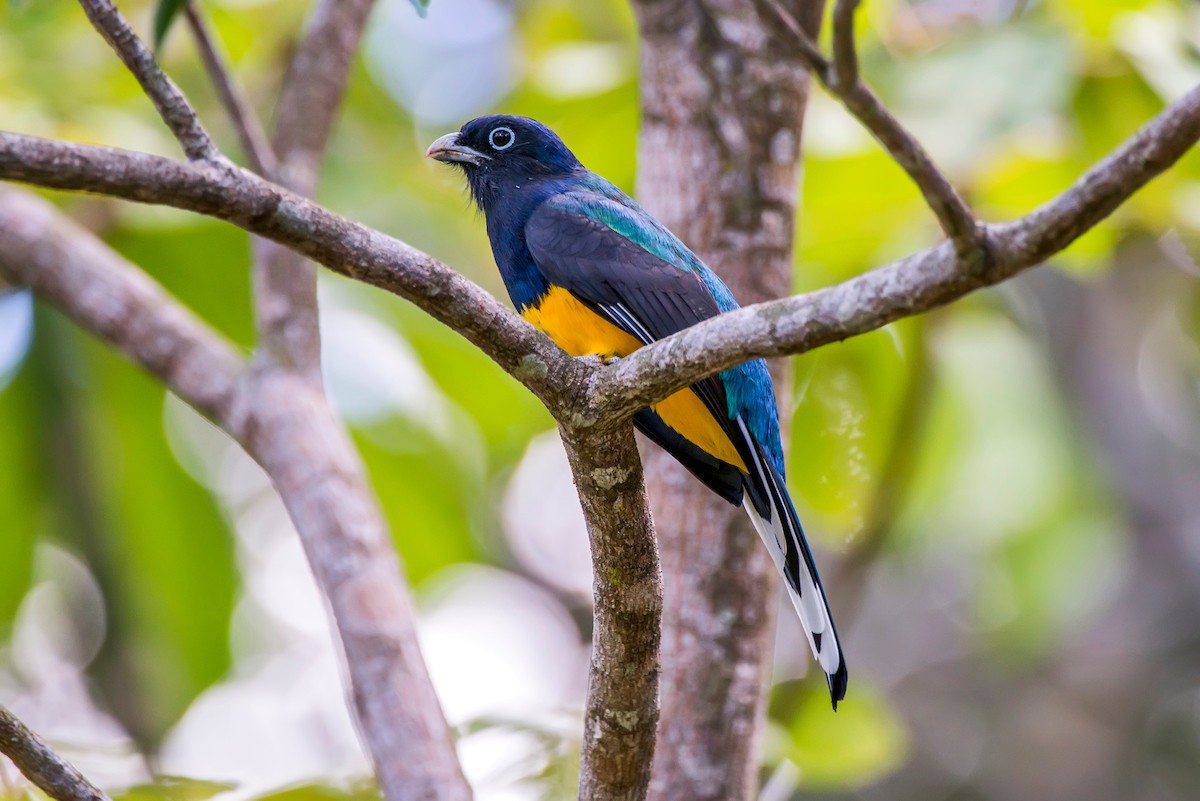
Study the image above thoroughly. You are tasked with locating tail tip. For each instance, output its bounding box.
[827,661,849,711]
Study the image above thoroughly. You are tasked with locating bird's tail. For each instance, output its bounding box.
[737,421,848,709]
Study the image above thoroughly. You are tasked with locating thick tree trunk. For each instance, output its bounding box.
[631,2,824,799]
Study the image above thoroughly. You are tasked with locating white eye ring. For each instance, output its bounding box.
[489,126,515,150]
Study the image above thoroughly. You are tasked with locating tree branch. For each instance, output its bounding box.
[252,0,374,374]
[0,132,583,413]
[270,0,374,196]
[756,0,983,256]
[0,183,473,801]
[0,185,243,419]
[77,0,218,162]
[183,2,276,176]
[561,426,661,801]
[594,81,1200,417]
[0,705,110,801]
[233,2,472,797]
[2,68,1197,801]
[3,73,1197,421]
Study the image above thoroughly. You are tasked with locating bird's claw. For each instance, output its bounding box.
[575,354,606,368]
[576,353,620,368]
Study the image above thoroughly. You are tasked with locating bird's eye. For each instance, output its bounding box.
[489,127,515,150]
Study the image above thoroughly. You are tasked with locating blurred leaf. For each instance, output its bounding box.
[798,146,934,286]
[60,319,237,745]
[385,289,554,468]
[408,0,430,18]
[0,343,43,634]
[880,23,1074,176]
[354,413,488,585]
[1072,70,1163,166]
[106,218,255,351]
[770,678,909,789]
[1048,0,1156,45]
[789,318,924,544]
[979,507,1122,664]
[117,777,238,801]
[248,781,381,801]
[153,0,188,52]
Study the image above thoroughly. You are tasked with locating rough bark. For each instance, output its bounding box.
[2,7,1199,797]
[252,0,375,375]
[0,705,111,801]
[0,184,471,801]
[562,425,662,801]
[631,2,823,798]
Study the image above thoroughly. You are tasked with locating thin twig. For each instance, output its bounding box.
[77,0,219,162]
[592,80,1200,417]
[755,0,831,78]
[832,0,862,88]
[3,77,1199,419]
[0,705,112,801]
[757,0,983,257]
[183,2,276,176]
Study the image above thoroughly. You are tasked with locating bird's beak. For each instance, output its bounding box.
[425,132,489,166]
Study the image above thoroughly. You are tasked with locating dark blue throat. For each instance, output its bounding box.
[468,170,581,311]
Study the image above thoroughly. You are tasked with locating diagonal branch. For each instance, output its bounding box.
[0,133,584,413]
[0,705,110,801]
[4,71,1198,424]
[594,81,1200,417]
[0,184,243,418]
[78,0,219,162]
[756,0,983,257]
[270,0,375,195]
[0,183,471,801]
[183,2,276,176]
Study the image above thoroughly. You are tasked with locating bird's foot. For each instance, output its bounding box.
[576,353,621,368]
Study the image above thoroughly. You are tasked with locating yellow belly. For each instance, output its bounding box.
[522,286,747,471]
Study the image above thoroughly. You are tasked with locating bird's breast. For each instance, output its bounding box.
[521,286,641,360]
[521,286,746,471]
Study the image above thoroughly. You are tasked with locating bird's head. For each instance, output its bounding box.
[425,115,584,211]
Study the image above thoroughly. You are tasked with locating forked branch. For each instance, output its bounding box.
[756,0,983,256]
[78,0,218,161]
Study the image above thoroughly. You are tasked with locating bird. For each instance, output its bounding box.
[427,114,847,708]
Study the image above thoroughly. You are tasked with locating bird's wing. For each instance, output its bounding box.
[524,194,752,457]
[525,194,721,341]
[527,193,848,707]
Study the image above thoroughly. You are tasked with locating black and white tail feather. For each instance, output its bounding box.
[738,419,848,709]
[572,298,848,708]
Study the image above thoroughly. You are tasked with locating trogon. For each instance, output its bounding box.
[427,115,848,707]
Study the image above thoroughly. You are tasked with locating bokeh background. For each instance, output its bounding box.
[2,0,1200,799]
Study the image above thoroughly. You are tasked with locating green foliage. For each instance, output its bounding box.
[69,321,238,745]
[152,0,188,51]
[117,777,238,801]
[3,0,1200,797]
[0,335,41,633]
[769,678,909,789]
